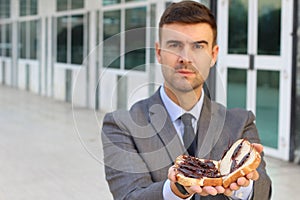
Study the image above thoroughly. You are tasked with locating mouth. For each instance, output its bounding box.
[176,69,196,76]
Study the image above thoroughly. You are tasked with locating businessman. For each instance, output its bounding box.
[101,1,272,199]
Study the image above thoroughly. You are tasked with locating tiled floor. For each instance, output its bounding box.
[0,85,298,200]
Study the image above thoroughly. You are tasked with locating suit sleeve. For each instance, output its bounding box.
[101,112,165,200]
[242,111,272,200]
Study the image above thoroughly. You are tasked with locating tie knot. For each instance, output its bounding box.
[181,113,193,126]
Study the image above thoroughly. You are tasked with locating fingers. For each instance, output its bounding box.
[168,166,177,182]
[252,143,263,153]
[224,188,233,196]
[188,185,225,196]
[246,170,260,181]
[237,177,250,187]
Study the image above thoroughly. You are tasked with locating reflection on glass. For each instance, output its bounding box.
[30,0,38,15]
[0,24,12,57]
[150,4,156,64]
[57,16,68,63]
[0,25,2,56]
[57,0,68,11]
[71,0,84,9]
[29,20,38,59]
[256,70,279,149]
[5,24,11,57]
[103,0,121,6]
[19,22,27,59]
[258,0,281,55]
[71,15,83,64]
[296,57,300,158]
[103,10,121,69]
[0,0,10,18]
[20,0,27,16]
[227,68,247,109]
[125,0,145,2]
[125,7,146,71]
[228,0,248,54]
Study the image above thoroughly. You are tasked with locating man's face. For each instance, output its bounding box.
[155,23,219,95]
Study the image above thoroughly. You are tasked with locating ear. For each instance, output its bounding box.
[210,45,219,67]
[155,42,162,64]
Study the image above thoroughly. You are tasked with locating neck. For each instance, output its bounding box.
[164,85,202,111]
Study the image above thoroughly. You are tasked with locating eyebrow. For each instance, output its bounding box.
[166,40,209,45]
[193,40,209,45]
[166,40,183,45]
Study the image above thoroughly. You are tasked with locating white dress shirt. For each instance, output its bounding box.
[159,86,253,200]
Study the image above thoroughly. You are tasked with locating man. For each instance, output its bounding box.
[101,1,272,200]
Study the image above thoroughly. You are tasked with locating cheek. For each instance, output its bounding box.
[160,51,179,65]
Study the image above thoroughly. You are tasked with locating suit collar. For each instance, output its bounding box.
[196,95,227,159]
[148,89,186,162]
[147,89,227,161]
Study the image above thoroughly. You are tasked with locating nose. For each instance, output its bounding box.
[178,48,192,64]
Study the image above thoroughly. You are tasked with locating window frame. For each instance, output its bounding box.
[100,1,152,73]
[54,9,87,66]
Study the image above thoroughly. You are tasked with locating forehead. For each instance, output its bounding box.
[160,23,213,44]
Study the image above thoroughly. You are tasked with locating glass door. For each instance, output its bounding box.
[216,0,293,160]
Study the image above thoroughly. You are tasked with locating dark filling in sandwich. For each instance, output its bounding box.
[230,139,252,173]
[177,155,222,179]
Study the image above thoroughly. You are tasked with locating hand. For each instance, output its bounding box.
[168,166,226,197]
[224,143,262,196]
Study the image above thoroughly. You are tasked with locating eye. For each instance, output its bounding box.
[169,43,181,48]
[193,43,205,49]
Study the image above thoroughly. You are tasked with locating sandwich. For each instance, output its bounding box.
[174,139,261,188]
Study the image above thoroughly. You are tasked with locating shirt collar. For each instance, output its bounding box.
[159,85,204,122]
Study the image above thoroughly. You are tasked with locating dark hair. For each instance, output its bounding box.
[159,0,217,45]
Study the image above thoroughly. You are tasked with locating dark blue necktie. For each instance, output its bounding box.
[181,113,197,157]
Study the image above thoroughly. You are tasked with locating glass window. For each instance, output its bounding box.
[0,25,2,56]
[0,0,10,19]
[71,15,84,64]
[103,0,121,6]
[103,10,121,69]
[30,0,38,15]
[256,70,280,149]
[125,0,145,2]
[257,0,281,55]
[57,16,68,63]
[20,0,38,16]
[227,68,247,109]
[20,0,27,16]
[19,20,38,59]
[150,4,156,64]
[29,20,38,59]
[19,22,27,59]
[5,24,11,57]
[228,0,248,54]
[125,7,146,71]
[57,0,84,11]
[199,0,210,8]
[57,0,68,11]
[56,15,84,65]
[71,0,84,10]
[0,24,12,57]
[296,53,300,161]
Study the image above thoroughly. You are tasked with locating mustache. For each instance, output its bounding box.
[174,64,198,71]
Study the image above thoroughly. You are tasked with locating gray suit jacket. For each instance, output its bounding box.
[101,89,271,200]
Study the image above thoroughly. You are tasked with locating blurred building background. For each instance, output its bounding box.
[0,0,299,163]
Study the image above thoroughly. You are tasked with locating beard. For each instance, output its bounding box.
[161,64,206,94]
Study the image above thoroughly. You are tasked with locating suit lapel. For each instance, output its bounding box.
[148,90,185,163]
[196,96,227,159]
